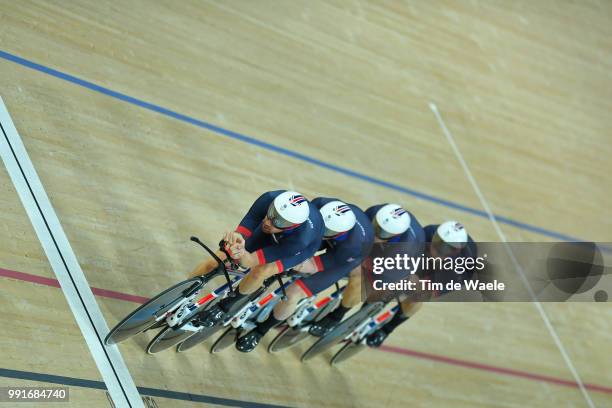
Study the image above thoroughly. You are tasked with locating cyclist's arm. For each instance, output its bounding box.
[239,234,314,272]
[313,246,361,273]
[234,191,277,238]
[296,261,355,297]
[293,257,319,273]
[235,250,259,269]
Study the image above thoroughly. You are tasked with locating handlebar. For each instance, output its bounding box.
[190,236,238,297]
[190,236,224,265]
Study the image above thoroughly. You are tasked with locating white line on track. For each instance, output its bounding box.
[0,96,144,408]
[429,101,595,408]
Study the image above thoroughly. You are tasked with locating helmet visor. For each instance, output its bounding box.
[431,233,464,257]
[373,218,399,240]
[266,203,298,229]
[323,227,346,238]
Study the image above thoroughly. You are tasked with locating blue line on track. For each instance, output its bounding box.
[0,49,598,244]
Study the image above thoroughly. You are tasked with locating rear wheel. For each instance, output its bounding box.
[301,302,383,362]
[268,326,311,353]
[176,324,223,352]
[330,342,366,365]
[105,278,203,345]
[256,301,277,323]
[147,326,197,354]
[210,327,239,353]
[313,297,341,322]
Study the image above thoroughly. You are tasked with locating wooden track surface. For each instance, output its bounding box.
[0,1,611,407]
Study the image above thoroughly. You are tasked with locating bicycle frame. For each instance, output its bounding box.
[347,304,400,344]
[230,276,299,330]
[163,273,245,328]
[286,285,345,328]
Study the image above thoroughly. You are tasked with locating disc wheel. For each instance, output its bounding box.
[210,327,240,353]
[176,324,223,352]
[301,302,383,362]
[147,326,197,354]
[330,342,366,365]
[268,326,311,353]
[313,297,341,322]
[105,278,202,345]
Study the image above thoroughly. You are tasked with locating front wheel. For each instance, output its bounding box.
[105,278,203,345]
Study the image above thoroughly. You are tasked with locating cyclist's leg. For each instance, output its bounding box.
[188,250,227,278]
[260,256,319,321]
[235,283,306,352]
[309,266,361,336]
[340,265,362,308]
[237,275,317,352]
[237,262,277,293]
[236,266,346,352]
[400,299,422,316]
[273,283,308,321]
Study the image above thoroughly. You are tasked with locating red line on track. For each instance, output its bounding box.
[2,267,611,395]
[378,345,611,394]
[0,268,149,304]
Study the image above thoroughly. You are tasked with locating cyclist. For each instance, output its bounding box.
[189,190,324,327]
[366,220,477,348]
[235,197,375,352]
[309,203,426,336]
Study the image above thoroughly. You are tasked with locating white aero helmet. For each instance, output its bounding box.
[374,204,411,240]
[435,221,468,249]
[319,200,356,238]
[266,191,309,229]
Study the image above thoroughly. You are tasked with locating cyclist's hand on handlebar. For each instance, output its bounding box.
[228,242,245,259]
[224,231,245,247]
[222,231,245,260]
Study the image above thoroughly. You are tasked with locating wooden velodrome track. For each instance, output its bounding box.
[1,1,611,407]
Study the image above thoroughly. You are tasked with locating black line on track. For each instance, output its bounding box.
[0,120,133,406]
[0,368,292,408]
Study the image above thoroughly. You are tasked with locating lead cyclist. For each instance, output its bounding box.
[188,190,324,328]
